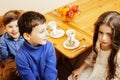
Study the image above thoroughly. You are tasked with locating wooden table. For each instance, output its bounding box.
[44,0,120,59]
[45,12,92,59]
[47,19,92,59]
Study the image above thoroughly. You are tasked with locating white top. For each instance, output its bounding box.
[84,40,120,80]
[85,49,111,80]
[68,41,120,80]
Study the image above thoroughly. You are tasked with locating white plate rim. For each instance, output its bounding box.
[63,40,80,49]
[49,29,64,38]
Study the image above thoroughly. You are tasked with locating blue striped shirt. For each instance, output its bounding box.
[0,32,24,61]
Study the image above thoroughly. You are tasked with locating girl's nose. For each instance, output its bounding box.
[102,34,107,40]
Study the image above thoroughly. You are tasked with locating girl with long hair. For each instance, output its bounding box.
[68,11,120,80]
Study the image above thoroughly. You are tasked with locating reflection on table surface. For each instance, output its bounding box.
[45,0,120,59]
[47,19,92,59]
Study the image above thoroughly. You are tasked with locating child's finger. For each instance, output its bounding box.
[72,73,78,80]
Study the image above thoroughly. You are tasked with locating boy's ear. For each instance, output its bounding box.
[23,33,30,40]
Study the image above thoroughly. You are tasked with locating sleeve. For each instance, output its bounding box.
[115,50,120,78]
[43,42,57,80]
[116,50,120,67]
[15,50,36,80]
[84,50,97,66]
[0,36,9,60]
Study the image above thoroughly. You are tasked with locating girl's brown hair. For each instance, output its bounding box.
[93,11,120,79]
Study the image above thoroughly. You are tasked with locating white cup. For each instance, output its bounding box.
[48,21,57,31]
[66,29,76,37]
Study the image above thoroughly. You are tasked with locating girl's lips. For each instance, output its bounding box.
[101,41,108,44]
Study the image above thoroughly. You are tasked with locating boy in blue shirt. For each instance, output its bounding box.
[15,11,57,80]
[0,10,24,80]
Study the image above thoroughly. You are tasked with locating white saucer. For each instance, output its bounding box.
[50,29,64,38]
[63,40,80,49]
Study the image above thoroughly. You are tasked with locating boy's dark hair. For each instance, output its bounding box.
[18,11,46,36]
[3,10,21,26]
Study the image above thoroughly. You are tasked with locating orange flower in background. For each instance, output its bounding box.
[57,5,79,21]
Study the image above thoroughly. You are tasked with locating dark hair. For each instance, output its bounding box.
[93,11,120,79]
[18,11,46,36]
[3,10,21,26]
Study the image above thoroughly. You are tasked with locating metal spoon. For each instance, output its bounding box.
[72,44,87,52]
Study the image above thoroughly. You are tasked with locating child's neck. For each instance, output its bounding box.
[100,46,111,51]
[14,38,19,41]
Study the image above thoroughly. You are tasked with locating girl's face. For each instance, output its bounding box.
[26,23,48,46]
[5,20,20,40]
[98,24,112,50]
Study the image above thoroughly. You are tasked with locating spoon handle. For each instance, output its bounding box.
[72,44,87,52]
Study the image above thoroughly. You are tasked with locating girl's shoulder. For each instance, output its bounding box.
[117,49,120,57]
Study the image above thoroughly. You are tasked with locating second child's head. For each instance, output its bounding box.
[93,11,120,79]
[93,11,120,51]
[18,11,48,46]
[3,10,21,40]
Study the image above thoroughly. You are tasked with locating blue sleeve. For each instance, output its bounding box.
[43,42,57,80]
[0,36,9,60]
[15,50,36,80]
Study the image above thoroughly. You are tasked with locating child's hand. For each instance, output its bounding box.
[15,69,20,77]
[71,68,81,80]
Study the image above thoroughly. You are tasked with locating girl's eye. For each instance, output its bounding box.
[107,33,112,37]
[98,31,103,34]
